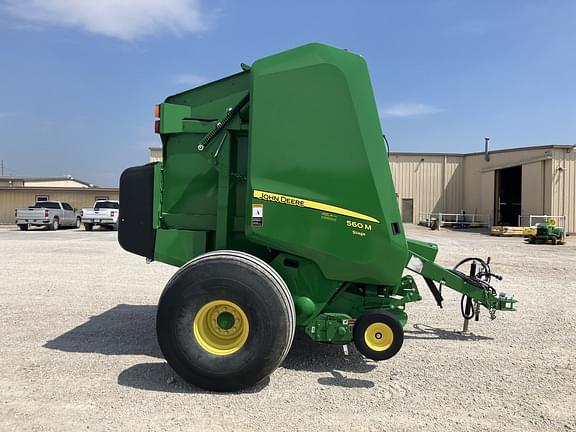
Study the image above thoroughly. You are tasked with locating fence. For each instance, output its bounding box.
[419,213,490,228]
[517,215,566,229]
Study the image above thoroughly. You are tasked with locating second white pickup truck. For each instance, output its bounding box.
[81,200,119,231]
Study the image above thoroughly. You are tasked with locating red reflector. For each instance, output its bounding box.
[154,104,161,119]
[154,119,160,134]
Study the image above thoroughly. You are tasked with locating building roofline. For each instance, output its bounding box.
[389,144,575,157]
[0,186,118,192]
[389,152,466,157]
[0,176,98,187]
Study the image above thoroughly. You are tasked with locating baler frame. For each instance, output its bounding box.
[119,43,516,392]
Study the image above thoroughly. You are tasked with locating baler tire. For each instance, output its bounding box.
[84,223,93,231]
[156,250,296,392]
[353,310,404,361]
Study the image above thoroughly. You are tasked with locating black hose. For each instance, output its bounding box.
[460,295,475,319]
[383,134,390,155]
[453,257,493,320]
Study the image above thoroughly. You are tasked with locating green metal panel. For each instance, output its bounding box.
[154,229,207,267]
[246,43,407,285]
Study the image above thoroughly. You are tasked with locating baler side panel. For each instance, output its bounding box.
[247,43,407,285]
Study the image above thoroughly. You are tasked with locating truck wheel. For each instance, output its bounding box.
[84,223,93,231]
[156,250,296,392]
[18,224,28,231]
[50,218,59,231]
[353,310,404,361]
[75,217,81,229]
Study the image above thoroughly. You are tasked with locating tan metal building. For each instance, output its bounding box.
[0,176,119,224]
[149,144,576,233]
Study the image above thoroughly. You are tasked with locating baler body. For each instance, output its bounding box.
[119,43,515,355]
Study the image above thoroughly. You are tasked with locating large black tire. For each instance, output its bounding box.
[18,224,28,231]
[156,250,296,392]
[50,217,59,231]
[353,310,404,361]
[84,223,93,231]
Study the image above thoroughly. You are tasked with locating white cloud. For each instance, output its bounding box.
[380,103,444,118]
[173,74,208,87]
[3,0,208,40]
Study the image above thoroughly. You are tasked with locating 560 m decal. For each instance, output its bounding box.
[253,190,380,224]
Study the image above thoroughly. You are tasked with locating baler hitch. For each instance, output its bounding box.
[408,251,517,322]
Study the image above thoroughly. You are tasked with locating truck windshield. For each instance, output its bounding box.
[95,202,119,209]
[31,202,60,209]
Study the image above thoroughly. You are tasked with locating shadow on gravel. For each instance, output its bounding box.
[118,362,270,394]
[404,323,494,341]
[317,371,374,388]
[282,331,375,373]
[283,331,376,389]
[44,304,162,358]
[45,304,376,391]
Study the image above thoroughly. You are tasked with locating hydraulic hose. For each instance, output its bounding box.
[453,257,496,320]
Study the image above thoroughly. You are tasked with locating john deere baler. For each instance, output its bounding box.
[119,43,516,391]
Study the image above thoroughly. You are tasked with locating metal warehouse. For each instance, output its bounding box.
[0,176,119,224]
[150,144,576,233]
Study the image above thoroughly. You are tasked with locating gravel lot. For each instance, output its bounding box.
[1,224,575,432]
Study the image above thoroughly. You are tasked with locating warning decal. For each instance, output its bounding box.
[252,204,263,226]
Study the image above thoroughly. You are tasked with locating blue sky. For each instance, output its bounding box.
[0,0,575,186]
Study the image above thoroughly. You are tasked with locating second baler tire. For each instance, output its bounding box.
[156,250,296,392]
[353,310,404,361]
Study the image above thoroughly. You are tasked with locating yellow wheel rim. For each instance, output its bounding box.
[193,300,249,356]
[364,322,394,352]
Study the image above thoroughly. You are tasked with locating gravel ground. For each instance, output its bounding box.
[0,224,575,432]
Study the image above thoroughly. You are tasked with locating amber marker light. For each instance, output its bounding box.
[154,104,161,133]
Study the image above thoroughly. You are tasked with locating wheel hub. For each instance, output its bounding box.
[193,300,249,356]
[364,322,394,352]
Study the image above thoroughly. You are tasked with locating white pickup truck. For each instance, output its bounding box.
[15,201,81,231]
[81,200,119,231]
